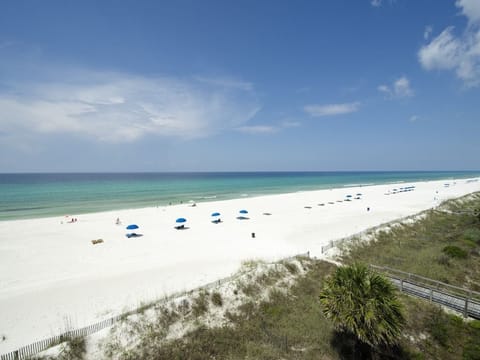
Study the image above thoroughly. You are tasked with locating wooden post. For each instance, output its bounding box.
[464,296,470,318]
[429,289,433,302]
[400,279,404,292]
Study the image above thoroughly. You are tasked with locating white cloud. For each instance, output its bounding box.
[457,0,480,25]
[424,25,433,40]
[236,125,278,134]
[378,76,414,98]
[409,115,419,122]
[418,1,480,87]
[377,85,389,93]
[235,119,301,135]
[418,27,462,70]
[304,102,360,117]
[281,120,301,128]
[0,71,260,143]
[371,0,396,8]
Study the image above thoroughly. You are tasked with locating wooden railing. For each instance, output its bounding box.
[371,264,480,319]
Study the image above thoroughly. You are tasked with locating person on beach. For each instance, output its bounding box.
[116,217,121,225]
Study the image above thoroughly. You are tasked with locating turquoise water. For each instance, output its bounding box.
[0,171,479,221]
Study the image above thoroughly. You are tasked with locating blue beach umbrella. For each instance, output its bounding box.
[239,209,248,214]
[346,195,352,198]
[126,224,139,230]
[211,212,221,223]
[176,218,187,223]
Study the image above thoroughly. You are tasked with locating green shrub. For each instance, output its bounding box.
[177,299,190,316]
[283,262,298,275]
[192,292,209,317]
[449,314,464,327]
[211,292,223,307]
[57,336,86,360]
[240,282,261,297]
[469,320,480,331]
[463,239,478,248]
[256,269,282,286]
[157,306,179,327]
[464,228,480,244]
[463,342,480,360]
[426,309,450,347]
[442,245,468,259]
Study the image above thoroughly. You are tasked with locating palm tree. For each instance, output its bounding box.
[320,263,405,348]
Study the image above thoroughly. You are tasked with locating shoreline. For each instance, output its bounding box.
[1,177,480,352]
[2,171,479,222]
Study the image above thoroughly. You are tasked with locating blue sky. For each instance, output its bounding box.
[0,0,479,172]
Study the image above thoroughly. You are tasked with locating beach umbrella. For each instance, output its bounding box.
[126,224,139,230]
[175,217,187,229]
[211,212,221,223]
[239,209,248,214]
[346,195,352,198]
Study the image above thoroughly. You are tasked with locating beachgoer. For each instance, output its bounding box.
[367,207,370,212]
[116,217,121,225]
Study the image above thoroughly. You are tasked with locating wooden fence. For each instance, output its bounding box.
[0,318,118,360]
[0,252,309,360]
[320,210,430,254]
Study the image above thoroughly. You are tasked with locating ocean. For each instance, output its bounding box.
[0,171,479,221]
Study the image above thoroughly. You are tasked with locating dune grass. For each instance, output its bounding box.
[340,192,480,290]
[98,259,480,359]
[108,260,339,360]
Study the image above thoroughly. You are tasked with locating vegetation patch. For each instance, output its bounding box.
[191,291,209,318]
[339,193,480,289]
[211,291,223,307]
[282,261,299,275]
[33,336,86,360]
[238,281,261,297]
[464,228,480,244]
[442,245,468,259]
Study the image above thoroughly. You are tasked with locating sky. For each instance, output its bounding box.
[0,0,479,172]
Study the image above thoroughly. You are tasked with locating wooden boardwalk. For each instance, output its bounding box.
[371,265,480,319]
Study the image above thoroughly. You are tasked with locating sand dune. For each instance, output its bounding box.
[1,178,479,352]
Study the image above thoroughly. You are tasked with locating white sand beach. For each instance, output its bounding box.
[1,178,480,353]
